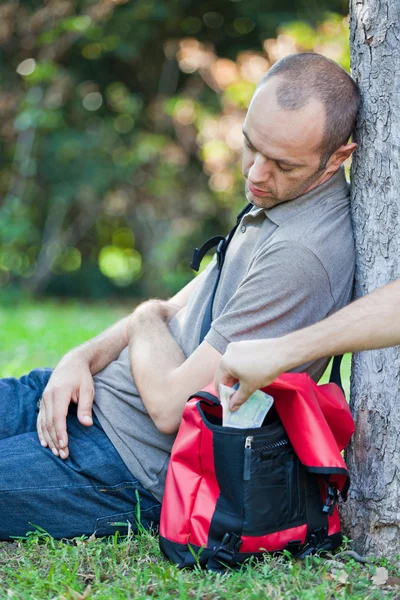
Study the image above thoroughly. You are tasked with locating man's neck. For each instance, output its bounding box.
[303,167,340,195]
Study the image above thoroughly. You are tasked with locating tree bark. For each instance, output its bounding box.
[343,0,400,556]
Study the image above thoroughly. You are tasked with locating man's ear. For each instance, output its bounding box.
[325,142,358,174]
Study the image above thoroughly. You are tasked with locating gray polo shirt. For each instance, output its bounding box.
[93,167,354,503]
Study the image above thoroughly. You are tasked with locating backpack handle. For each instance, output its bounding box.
[187,391,220,405]
[329,355,344,392]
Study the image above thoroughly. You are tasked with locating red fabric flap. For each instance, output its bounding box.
[207,373,355,492]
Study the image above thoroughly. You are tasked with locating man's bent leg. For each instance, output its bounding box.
[0,407,161,540]
[0,369,52,439]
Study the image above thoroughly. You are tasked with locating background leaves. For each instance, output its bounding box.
[0,0,349,300]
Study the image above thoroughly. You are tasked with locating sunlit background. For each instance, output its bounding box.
[0,0,350,301]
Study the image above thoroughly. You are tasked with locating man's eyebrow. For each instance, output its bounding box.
[242,129,305,168]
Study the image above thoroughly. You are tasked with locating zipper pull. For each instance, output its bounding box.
[243,436,253,481]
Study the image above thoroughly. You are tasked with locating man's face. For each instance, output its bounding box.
[242,77,327,208]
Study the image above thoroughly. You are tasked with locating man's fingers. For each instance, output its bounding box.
[36,410,47,448]
[43,392,62,456]
[229,385,254,412]
[52,392,70,459]
[77,383,94,426]
[39,395,57,454]
[42,389,71,458]
[214,363,238,396]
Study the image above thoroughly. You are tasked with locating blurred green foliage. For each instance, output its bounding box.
[0,0,349,300]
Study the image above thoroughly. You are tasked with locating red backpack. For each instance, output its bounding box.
[159,375,354,570]
[159,207,355,569]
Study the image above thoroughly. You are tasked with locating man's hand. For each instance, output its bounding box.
[214,339,291,412]
[37,352,94,459]
[37,300,181,458]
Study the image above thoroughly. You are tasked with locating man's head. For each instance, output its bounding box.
[242,52,361,208]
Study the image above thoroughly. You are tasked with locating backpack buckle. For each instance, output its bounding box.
[190,247,201,271]
[309,527,328,548]
[212,532,242,563]
[323,485,338,516]
[296,527,329,559]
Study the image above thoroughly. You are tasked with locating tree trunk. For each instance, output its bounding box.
[342,0,400,557]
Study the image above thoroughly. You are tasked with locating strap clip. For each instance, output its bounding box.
[296,527,328,559]
[216,239,226,269]
[190,248,200,271]
[190,235,225,272]
[323,485,338,516]
[212,532,242,563]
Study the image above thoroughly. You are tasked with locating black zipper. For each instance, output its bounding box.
[252,438,289,452]
[243,436,289,481]
[243,436,253,481]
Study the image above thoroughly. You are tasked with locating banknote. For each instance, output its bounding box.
[219,384,274,429]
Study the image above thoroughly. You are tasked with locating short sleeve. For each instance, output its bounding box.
[205,241,335,354]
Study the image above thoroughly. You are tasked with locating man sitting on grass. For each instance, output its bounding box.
[0,53,360,539]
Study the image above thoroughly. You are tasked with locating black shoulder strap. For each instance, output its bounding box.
[190,204,252,275]
[193,203,252,344]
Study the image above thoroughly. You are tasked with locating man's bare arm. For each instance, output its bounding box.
[128,299,221,434]
[214,280,400,409]
[37,273,204,458]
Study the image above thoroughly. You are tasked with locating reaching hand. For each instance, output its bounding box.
[214,339,290,411]
[36,353,95,459]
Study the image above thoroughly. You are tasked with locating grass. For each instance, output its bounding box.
[1,529,399,600]
[0,300,399,599]
[0,299,129,377]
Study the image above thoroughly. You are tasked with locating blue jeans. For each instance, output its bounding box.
[0,369,161,540]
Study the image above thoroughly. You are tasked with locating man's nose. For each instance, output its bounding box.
[247,153,272,185]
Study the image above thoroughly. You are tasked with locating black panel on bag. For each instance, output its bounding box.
[203,410,332,551]
[212,430,245,511]
[303,471,328,537]
[207,430,245,549]
[242,444,307,536]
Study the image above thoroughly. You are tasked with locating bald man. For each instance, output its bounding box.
[0,52,360,540]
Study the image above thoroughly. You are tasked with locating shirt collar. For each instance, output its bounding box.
[257,167,349,226]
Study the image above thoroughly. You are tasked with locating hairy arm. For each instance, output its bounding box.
[37,273,204,458]
[128,299,221,434]
[215,280,400,409]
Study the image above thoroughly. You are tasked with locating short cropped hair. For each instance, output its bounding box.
[258,53,361,168]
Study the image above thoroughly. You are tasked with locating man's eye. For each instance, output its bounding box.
[244,139,255,151]
[276,164,294,173]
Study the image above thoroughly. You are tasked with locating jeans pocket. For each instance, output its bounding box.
[95,481,161,536]
[94,504,161,536]
[94,510,139,536]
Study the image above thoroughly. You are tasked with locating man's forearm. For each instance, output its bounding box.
[215,280,400,410]
[65,316,130,374]
[128,301,186,433]
[278,280,400,370]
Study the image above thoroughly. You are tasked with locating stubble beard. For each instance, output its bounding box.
[244,168,324,209]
